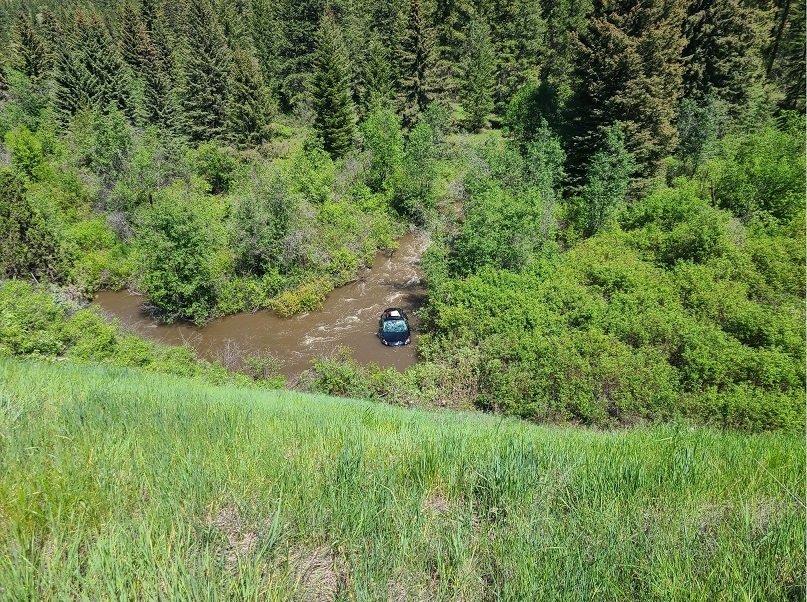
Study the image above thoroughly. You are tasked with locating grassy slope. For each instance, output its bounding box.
[0,358,804,601]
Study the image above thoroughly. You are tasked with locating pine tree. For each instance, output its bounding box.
[763,0,805,111]
[543,0,593,99]
[565,0,686,186]
[488,0,546,112]
[398,0,439,128]
[460,16,495,131]
[360,35,396,113]
[276,0,326,111]
[11,11,52,83]
[180,0,231,142]
[433,0,474,101]
[312,9,356,158]
[227,45,274,146]
[53,9,131,123]
[119,0,149,72]
[141,30,181,132]
[682,0,769,120]
[250,0,282,95]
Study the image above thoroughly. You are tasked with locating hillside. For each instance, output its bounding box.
[1,358,804,600]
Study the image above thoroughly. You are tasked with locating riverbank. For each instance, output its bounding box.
[1,357,804,600]
[93,232,429,376]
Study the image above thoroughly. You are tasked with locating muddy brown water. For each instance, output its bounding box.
[92,233,428,378]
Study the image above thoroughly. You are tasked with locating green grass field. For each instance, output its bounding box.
[1,357,804,601]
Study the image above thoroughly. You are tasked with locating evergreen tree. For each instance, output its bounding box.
[119,0,149,73]
[543,0,593,99]
[578,124,634,235]
[398,0,439,128]
[433,0,474,100]
[250,0,282,95]
[141,30,181,132]
[179,0,231,142]
[11,11,52,83]
[227,45,274,146]
[565,0,686,185]
[140,0,176,70]
[275,0,326,110]
[0,170,63,281]
[460,16,495,131]
[763,0,806,111]
[312,9,356,158]
[488,0,546,112]
[53,9,131,123]
[360,35,396,113]
[682,0,769,121]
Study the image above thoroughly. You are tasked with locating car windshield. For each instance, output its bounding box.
[382,319,408,333]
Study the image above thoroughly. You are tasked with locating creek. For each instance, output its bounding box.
[92,232,429,377]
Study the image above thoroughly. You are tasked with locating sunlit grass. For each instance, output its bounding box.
[0,357,804,600]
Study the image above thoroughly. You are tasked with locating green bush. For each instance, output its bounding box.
[271,277,333,317]
[134,190,220,324]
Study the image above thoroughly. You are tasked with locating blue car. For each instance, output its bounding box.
[378,308,411,346]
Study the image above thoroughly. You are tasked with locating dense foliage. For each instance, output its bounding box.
[0,0,804,430]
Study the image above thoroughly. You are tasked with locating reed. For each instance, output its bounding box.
[0,358,803,600]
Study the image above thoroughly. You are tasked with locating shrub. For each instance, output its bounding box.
[271,277,333,317]
[134,191,219,324]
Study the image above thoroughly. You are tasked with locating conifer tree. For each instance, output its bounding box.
[682,0,769,120]
[398,0,439,128]
[543,0,593,98]
[227,45,274,146]
[488,0,546,111]
[250,0,282,95]
[460,16,495,131]
[141,31,180,132]
[433,0,473,100]
[360,35,396,113]
[119,0,149,73]
[11,11,52,83]
[565,0,686,185]
[312,9,356,158]
[275,0,326,110]
[179,0,231,142]
[53,9,131,123]
[774,0,806,111]
[763,0,806,111]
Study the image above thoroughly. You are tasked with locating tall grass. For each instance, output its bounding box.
[0,357,804,600]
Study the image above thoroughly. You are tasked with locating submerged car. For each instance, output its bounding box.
[378,308,411,346]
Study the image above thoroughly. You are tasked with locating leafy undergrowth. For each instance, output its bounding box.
[1,358,804,600]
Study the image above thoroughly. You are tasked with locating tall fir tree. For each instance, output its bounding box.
[488,0,546,112]
[179,0,231,142]
[250,0,283,97]
[398,0,439,128]
[119,0,149,73]
[763,0,805,111]
[543,0,593,100]
[565,0,686,186]
[227,45,274,146]
[359,35,396,113]
[140,27,181,132]
[433,0,474,101]
[460,16,495,131]
[53,9,131,123]
[11,11,52,83]
[682,0,770,121]
[312,9,356,158]
[276,0,326,111]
